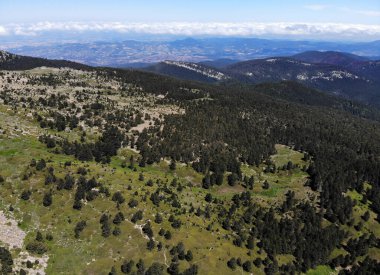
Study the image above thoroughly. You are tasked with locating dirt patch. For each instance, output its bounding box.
[0,211,26,249]
[13,251,49,275]
[216,185,245,195]
[0,211,49,274]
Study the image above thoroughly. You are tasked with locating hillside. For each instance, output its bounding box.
[292,51,369,67]
[0,55,379,274]
[226,57,380,107]
[137,50,380,108]
[0,50,91,71]
[292,51,380,82]
[198,59,239,69]
[144,61,230,83]
[252,81,380,120]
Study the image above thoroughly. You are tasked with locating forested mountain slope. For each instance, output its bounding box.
[291,51,369,67]
[139,50,380,108]
[0,50,91,71]
[226,57,380,106]
[0,54,379,274]
[144,61,230,83]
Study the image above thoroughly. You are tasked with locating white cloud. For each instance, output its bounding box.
[1,22,380,39]
[0,25,8,36]
[304,5,329,11]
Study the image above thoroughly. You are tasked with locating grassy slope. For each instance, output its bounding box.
[0,105,378,274]
[0,106,255,274]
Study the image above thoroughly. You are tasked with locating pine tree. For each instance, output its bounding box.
[43,192,52,207]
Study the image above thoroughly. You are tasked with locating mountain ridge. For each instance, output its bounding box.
[0,50,91,71]
[140,51,380,107]
[1,49,379,108]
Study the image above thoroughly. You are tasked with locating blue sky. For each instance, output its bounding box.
[0,0,379,41]
[0,0,379,24]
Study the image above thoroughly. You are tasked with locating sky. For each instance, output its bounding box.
[0,0,379,41]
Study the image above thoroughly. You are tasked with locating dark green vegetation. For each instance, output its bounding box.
[0,247,13,274]
[141,51,380,108]
[0,50,90,71]
[225,55,380,107]
[144,61,227,84]
[0,53,379,274]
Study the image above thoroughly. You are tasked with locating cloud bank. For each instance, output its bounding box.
[0,22,379,40]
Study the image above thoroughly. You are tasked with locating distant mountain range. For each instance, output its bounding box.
[1,49,379,108]
[143,51,380,107]
[5,37,380,67]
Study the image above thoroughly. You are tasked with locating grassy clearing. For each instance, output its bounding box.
[345,189,380,261]
[306,265,336,275]
[240,144,314,207]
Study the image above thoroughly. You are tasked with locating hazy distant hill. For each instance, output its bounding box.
[7,38,380,66]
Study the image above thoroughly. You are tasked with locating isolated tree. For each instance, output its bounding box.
[128,198,138,208]
[185,250,193,262]
[113,227,121,236]
[205,193,213,203]
[36,159,46,171]
[131,210,143,223]
[242,260,252,272]
[113,212,125,225]
[262,180,270,190]
[121,259,134,274]
[154,213,163,224]
[227,258,237,270]
[35,231,44,242]
[74,220,87,238]
[146,239,155,251]
[112,191,125,204]
[169,159,176,170]
[43,192,52,207]
[21,190,32,201]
